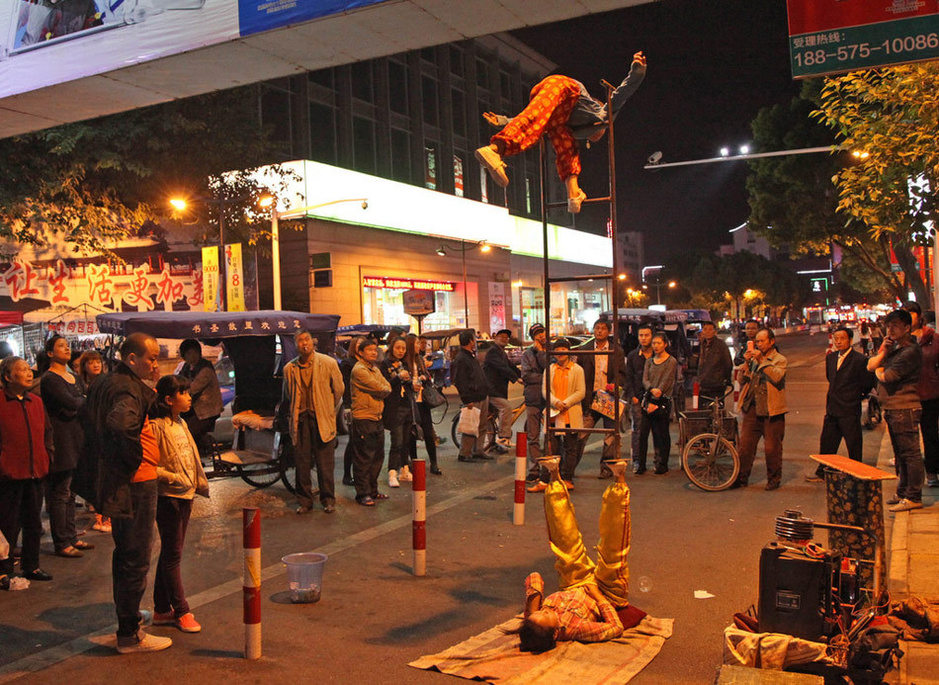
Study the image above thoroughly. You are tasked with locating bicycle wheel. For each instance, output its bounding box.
[239,461,283,489]
[278,440,296,494]
[682,433,739,492]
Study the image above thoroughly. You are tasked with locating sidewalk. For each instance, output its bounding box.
[884,449,939,683]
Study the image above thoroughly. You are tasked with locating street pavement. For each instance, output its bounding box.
[0,331,934,683]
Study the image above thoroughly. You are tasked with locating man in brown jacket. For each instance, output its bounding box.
[350,339,392,506]
[733,328,787,491]
[280,330,344,514]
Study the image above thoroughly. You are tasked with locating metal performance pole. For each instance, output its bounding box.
[271,207,281,311]
[462,243,469,328]
[242,508,261,660]
[412,459,427,576]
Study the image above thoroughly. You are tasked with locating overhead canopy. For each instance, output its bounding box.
[96,310,340,339]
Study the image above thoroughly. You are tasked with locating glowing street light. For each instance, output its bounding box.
[720,147,730,157]
[169,198,188,212]
[852,150,870,160]
[617,273,627,281]
[739,144,750,155]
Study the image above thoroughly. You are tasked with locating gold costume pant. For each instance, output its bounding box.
[543,480,631,607]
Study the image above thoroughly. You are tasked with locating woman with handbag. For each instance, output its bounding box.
[406,335,442,475]
[381,337,415,487]
[642,332,678,475]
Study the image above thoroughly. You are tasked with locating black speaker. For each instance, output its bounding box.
[758,542,839,640]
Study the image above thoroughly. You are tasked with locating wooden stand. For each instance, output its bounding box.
[810,454,896,598]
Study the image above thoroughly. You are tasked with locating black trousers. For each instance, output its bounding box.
[154,496,193,616]
[351,418,385,499]
[0,478,43,577]
[817,413,863,475]
[416,401,439,468]
[295,412,336,507]
[45,468,78,551]
[387,405,414,472]
[920,397,939,476]
[630,402,651,469]
[111,480,158,637]
[648,411,672,470]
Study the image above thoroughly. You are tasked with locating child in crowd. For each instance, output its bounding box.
[150,375,209,633]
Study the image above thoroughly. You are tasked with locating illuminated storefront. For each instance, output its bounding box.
[361,275,465,330]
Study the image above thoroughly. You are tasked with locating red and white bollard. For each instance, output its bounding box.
[412,458,426,576]
[243,507,261,660]
[514,431,527,526]
[692,381,700,410]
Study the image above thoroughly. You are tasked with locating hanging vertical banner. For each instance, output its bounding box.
[453,155,464,197]
[489,282,506,334]
[202,246,220,313]
[226,243,246,312]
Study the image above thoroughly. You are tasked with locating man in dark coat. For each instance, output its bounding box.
[692,321,733,402]
[450,330,491,462]
[808,326,874,481]
[87,333,171,654]
[577,318,627,478]
[484,328,521,454]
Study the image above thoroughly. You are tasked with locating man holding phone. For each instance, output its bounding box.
[868,309,925,512]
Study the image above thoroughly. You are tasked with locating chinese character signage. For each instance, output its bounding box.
[0,259,204,315]
[788,0,939,78]
[202,246,220,312]
[363,276,456,292]
[226,243,246,312]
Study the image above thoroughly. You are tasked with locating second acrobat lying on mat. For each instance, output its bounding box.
[506,458,645,653]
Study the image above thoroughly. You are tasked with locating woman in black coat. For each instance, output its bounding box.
[40,335,94,558]
[381,337,415,487]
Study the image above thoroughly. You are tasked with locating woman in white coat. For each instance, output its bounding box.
[532,338,586,490]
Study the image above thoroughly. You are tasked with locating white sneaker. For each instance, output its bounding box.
[116,629,172,654]
[388,470,400,488]
[888,498,923,512]
[497,438,512,448]
[399,466,413,482]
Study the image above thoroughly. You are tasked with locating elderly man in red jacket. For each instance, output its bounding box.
[0,356,54,589]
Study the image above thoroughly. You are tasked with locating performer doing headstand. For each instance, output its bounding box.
[509,458,633,653]
[475,52,647,213]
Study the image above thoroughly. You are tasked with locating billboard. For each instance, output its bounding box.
[787,0,939,78]
[0,0,389,100]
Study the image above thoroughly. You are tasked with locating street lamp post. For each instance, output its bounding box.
[262,197,368,311]
[435,239,491,329]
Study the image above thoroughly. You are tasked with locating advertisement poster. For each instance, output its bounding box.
[237,0,388,37]
[225,242,245,312]
[453,155,464,197]
[489,281,505,334]
[402,288,435,316]
[202,246,220,312]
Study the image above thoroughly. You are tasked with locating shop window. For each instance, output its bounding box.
[391,128,411,183]
[353,117,376,175]
[422,76,438,126]
[451,88,466,137]
[476,58,489,90]
[308,69,333,90]
[260,85,292,149]
[499,71,511,100]
[351,61,373,102]
[450,46,464,78]
[421,46,436,63]
[388,60,408,115]
[309,102,336,165]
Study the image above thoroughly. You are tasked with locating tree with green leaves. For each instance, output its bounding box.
[0,85,296,259]
[746,80,924,303]
[813,62,939,305]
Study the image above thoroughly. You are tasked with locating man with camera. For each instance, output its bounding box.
[868,309,925,512]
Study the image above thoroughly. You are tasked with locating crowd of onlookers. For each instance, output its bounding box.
[4,305,934,653]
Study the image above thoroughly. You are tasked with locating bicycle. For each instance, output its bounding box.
[451,398,526,452]
[678,390,740,491]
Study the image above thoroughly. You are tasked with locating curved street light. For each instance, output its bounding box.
[263,196,369,310]
[434,239,492,329]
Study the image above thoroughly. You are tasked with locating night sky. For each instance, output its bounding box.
[512,0,802,263]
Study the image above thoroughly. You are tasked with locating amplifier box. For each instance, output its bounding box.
[758,541,838,640]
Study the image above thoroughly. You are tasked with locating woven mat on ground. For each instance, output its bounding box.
[409,614,673,684]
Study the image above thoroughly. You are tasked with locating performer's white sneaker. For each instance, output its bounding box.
[388,470,400,488]
[475,146,510,188]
